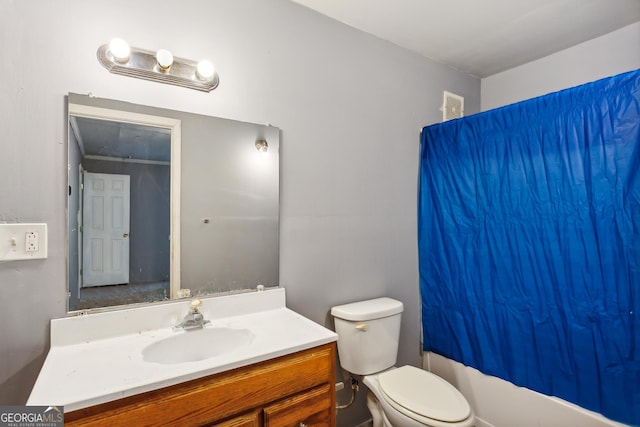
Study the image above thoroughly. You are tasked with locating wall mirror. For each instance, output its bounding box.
[67,93,280,312]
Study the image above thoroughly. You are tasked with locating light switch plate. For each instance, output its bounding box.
[0,223,48,261]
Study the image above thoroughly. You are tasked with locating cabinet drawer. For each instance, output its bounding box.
[210,410,260,427]
[263,384,332,427]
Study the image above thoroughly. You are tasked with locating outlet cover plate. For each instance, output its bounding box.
[0,223,48,261]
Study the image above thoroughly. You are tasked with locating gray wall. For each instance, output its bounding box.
[0,1,480,425]
[68,126,81,306]
[481,22,640,111]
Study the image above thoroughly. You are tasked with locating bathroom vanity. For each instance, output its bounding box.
[28,288,338,426]
[65,343,335,426]
[55,95,334,425]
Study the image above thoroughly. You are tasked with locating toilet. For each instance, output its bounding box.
[331,297,475,427]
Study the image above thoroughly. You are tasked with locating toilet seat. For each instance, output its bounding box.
[378,366,471,425]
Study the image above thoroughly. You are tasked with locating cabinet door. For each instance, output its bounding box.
[263,384,332,427]
[210,410,260,427]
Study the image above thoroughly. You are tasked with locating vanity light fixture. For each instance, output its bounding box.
[97,39,219,92]
[255,139,269,153]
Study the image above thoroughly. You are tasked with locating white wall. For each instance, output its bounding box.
[482,22,640,111]
[0,1,479,425]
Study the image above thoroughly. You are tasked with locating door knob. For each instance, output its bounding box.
[123,233,129,238]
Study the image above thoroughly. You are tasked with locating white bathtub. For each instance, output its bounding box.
[423,352,629,427]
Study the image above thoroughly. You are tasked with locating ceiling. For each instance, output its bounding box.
[72,116,171,163]
[290,0,640,78]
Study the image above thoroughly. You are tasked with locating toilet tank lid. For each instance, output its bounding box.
[331,297,403,321]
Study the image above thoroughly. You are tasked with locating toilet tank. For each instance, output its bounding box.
[331,297,403,375]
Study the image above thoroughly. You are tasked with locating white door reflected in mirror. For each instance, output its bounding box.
[82,172,131,287]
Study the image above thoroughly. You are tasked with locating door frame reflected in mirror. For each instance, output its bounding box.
[68,103,182,311]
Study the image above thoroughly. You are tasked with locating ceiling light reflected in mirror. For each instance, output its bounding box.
[255,139,269,153]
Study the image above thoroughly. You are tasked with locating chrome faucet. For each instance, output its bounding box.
[174,298,210,331]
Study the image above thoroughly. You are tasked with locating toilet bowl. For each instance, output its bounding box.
[331,297,475,427]
[363,366,475,427]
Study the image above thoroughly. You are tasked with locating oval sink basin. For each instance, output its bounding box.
[142,327,254,364]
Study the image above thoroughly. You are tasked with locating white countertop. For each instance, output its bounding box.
[27,288,337,412]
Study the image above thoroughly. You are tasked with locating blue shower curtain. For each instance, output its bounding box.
[419,69,640,426]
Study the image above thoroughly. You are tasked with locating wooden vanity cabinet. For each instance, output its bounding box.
[65,343,336,427]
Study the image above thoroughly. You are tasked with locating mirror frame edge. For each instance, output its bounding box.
[67,102,182,311]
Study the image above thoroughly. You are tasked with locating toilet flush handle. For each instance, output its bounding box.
[355,323,368,331]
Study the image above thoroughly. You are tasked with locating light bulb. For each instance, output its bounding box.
[255,139,268,153]
[156,49,174,70]
[108,38,130,63]
[196,60,215,80]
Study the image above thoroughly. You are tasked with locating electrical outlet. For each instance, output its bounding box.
[0,223,48,261]
[26,231,39,252]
